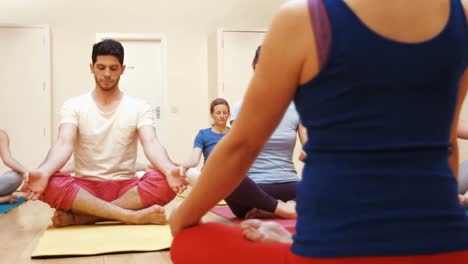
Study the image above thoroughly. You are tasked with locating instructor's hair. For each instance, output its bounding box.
[252,45,261,70]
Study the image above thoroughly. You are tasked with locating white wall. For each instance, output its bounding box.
[0,0,285,162]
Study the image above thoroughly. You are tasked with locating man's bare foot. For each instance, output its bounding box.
[0,194,18,204]
[240,219,293,244]
[131,205,167,225]
[52,210,99,227]
[245,208,275,219]
[273,200,297,219]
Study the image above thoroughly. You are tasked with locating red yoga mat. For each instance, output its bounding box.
[210,206,296,233]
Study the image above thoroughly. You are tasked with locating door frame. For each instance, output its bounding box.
[95,33,169,142]
[0,23,52,144]
[216,28,266,98]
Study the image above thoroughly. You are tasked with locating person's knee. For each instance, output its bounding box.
[171,223,229,264]
[141,185,176,206]
[40,173,78,210]
[139,171,177,207]
[171,223,289,264]
[0,170,23,196]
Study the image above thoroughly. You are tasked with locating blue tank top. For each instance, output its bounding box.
[193,128,226,162]
[293,0,468,258]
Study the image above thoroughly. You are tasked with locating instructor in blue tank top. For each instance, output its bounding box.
[170,0,468,263]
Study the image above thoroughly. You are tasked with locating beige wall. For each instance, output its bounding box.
[0,0,284,162]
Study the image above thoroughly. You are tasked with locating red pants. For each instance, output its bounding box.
[39,170,176,211]
[171,223,468,264]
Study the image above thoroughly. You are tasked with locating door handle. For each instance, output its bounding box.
[155,106,160,119]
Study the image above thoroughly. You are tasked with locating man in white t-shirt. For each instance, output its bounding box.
[22,39,188,227]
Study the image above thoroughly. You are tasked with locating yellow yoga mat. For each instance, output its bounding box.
[32,223,172,258]
[177,191,227,205]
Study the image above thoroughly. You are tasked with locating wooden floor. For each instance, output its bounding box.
[0,196,230,264]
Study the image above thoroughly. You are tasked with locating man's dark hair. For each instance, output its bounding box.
[92,39,124,65]
[252,45,261,69]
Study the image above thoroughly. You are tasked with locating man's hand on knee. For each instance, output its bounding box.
[165,166,189,194]
[23,169,50,200]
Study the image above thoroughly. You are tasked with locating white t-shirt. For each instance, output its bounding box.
[60,92,155,180]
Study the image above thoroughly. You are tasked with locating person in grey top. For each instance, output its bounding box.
[180,46,307,219]
[223,46,307,219]
[0,129,27,204]
[231,102,306,184]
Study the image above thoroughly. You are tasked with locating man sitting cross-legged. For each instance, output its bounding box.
[23,39,188,227]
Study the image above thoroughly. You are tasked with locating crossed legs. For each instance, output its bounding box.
[187,168,297,219]
[41,171,176,227]
[225,178,297,219]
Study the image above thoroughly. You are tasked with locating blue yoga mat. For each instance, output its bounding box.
[0,197,26,214]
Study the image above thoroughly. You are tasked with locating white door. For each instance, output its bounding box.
[219,30,265,108]
[218,29,305,177]
[96,34,167,164]
[0,25,51,172]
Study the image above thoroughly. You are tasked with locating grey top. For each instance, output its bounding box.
[231,102,300,184]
